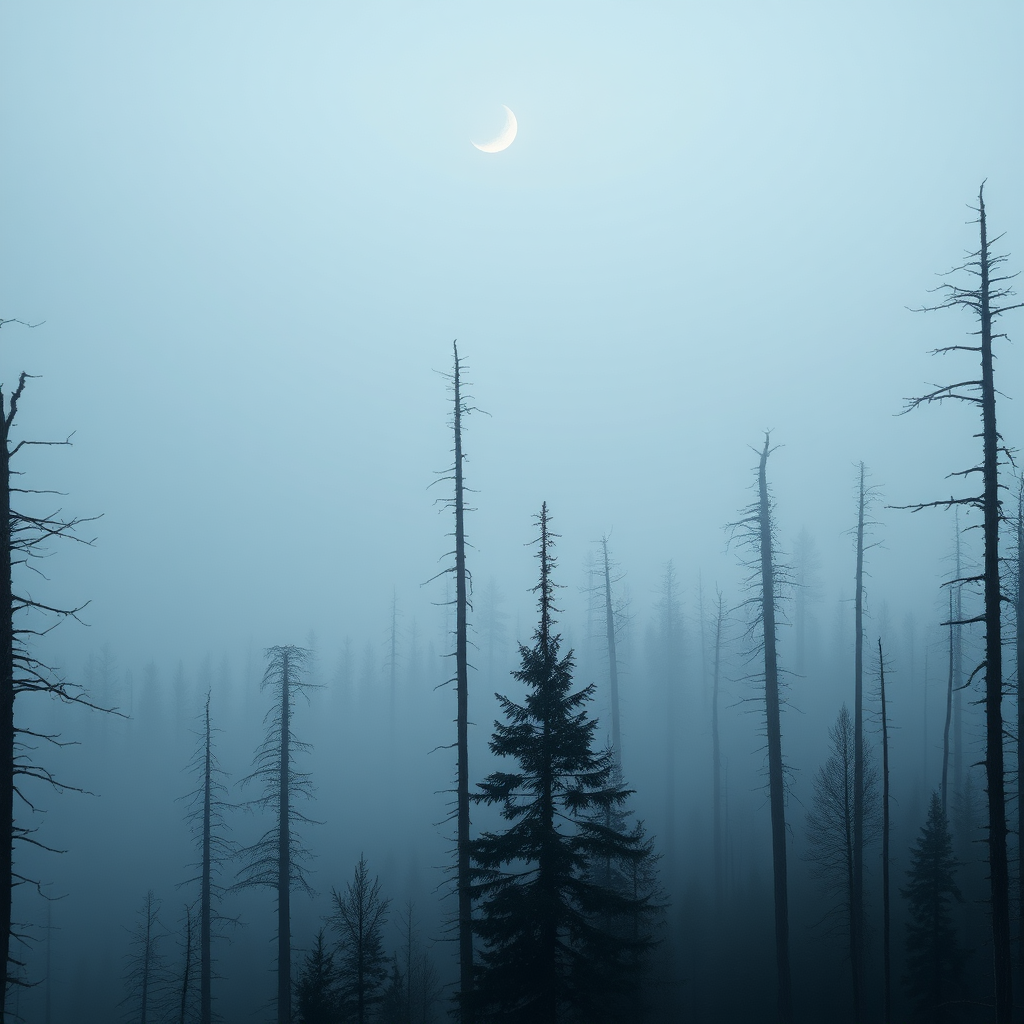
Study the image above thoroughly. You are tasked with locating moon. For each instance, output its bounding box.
[472,105,518,153]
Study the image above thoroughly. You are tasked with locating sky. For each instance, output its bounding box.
[2,3,1023,1019]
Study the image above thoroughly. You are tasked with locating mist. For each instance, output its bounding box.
[1,3,1023,1023]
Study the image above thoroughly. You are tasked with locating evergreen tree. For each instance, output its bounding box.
[332,854,391,1024]
[901,792,967,1023]
[470,504,658,1024]
[235,646,318,1024]
[294,928,340,1024]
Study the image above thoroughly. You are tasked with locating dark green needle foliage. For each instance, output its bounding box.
[901,792,968,1023]
[470,503,659,1024]
[294,928,340,1024]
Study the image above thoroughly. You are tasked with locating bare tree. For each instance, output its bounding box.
[710,588,727,915]
[730,433,792,1023]
[0,345,102,1013]
[877,639,892,1024]
[180,692,235,1024]
[121,890,165,1024]
[432,341,480,1018]
[235,646,317,1024]
[599,536,624,764]
[896,182,1021,1022]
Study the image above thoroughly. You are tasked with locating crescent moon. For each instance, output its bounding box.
[472,105,518,153]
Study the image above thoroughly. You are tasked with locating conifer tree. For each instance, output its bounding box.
[332,854,391,1024]
[235,646,317,1024]
[470,504,657,1024]
[901,792,967,1023]
[294,928,340,1024]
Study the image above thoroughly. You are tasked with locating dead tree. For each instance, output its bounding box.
[235,646,318,1024]
[850,461,880,1017]
[0,346,101,1015]
[180,692,235,1024]
[731,433,792,1023]
[431,342,481,1020]
[878,639,891,1024]
[896,182,1021,1023]
[711,588,726,914]
[600,536,623,764]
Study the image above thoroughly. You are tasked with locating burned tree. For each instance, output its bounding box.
[731,433,792,1023]
[235,646,317,1024]
[0,347,100,1013]
[710,588,727,914]
[180,692,235,1024]
[598,536,624,764]
[432,341,480,1018]
[897,183,1021,1023]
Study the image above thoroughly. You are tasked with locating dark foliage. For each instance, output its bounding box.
[294,928,340,1024]
[332,854,391,1024]
[901,793,967,1023]
[470,503,658,1024]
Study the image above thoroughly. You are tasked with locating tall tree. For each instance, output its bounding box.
[878,639,892,1024]
[600,536,623,764]
[850,461,880,1014]
[0,350,100,1013]
[901,793,967,1023]
[732,433,792,1023]
[657,560,682,870]
[332,854,391,1024]
[121,890,165,1024]
[470,504,658,1024]
[433,341,476,1016]
[235,646,317,1024]
[181,692,234,1024]
[804,704,880,1019]
[899,183,1020,1022]
[1017,480,1024,1004]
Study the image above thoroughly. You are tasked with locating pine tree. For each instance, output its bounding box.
[470,504,658,1024]
[294,928,340,1024]
[901,792,967,1023]
[332,854,391,1024]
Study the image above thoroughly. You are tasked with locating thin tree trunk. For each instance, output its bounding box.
[757,435,792,1024]
[953,515,964,801]
[0,389,13,1020]
[879,639,891,1024]
[452,343,473,1019]
[942,588,954,815]
[179,903,194,1024]
[601,536,621,764]
[712,590,725,915]
[278,651,291,1024]
[977,189,1012,1024]
[201,694,212,1024]
[851,462,865,1019]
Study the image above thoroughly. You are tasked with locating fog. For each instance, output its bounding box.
[1,3,1023,1022]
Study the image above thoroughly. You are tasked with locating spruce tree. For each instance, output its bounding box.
[901,792,967,1023]
[294,928,340,1024]
[470,504,657,1024]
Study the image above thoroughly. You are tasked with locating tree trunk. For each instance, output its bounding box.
[757,435,792,1024]
[452,343,473,1019]
[0,390,13,1019]
[942,588,953,815]
[600,536,621,764]
[851,462,865,1019]
[977,189,1012,1023]
[201,695,212,1024]
[279,650,291,1024]
[879,639,891,1024]
[712,590,725,915]
[1018,481,1024,1015]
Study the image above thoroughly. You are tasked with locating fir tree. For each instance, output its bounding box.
[901,792,967,1023]
[470,504,658,1024]
[294,928,340,1024]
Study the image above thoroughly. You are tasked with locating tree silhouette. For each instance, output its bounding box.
[731,433,792,1023]
[0,345,102,1012]
[901,792,967,1023]
[294,928,340,1024]
[121,890,166,1024]
[332,854,391,1024]
[470,504,657,1024]
[235,646,317,1024]
[897,183,1021,1022]
[180,692,235,1024]
[805,704,880,1011]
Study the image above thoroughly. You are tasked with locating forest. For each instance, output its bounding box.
[1,184,1022,1024]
